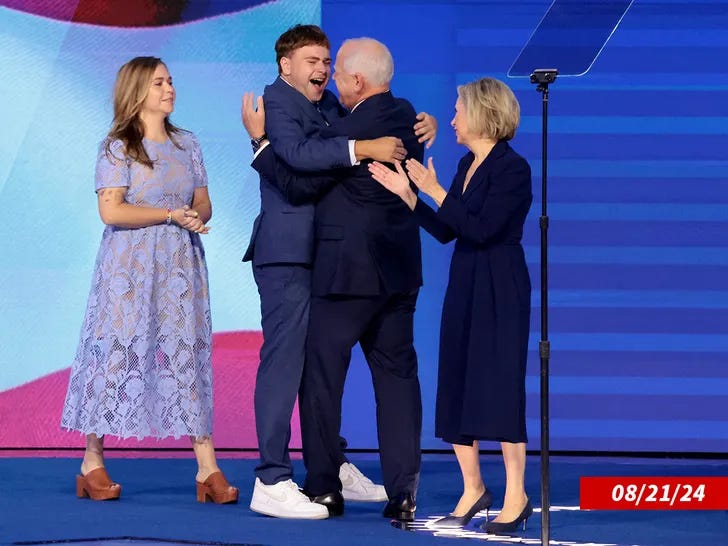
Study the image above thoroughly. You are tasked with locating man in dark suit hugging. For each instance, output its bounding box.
[251,37,426,522]
[243,25,411,521]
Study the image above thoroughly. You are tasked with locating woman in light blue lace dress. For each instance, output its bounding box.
[61,57,238,504]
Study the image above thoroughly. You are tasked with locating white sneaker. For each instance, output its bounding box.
[339,462,388,502]
[249,478,329,519]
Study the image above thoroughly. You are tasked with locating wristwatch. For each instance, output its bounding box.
[251,133,267,152]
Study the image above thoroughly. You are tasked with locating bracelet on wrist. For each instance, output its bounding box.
[166,208,172,225]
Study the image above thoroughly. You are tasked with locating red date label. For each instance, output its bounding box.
[580,477,728,510]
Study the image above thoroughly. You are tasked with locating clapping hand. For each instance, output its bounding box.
[368,161,417,210]
[370,157,445,207]
[404,157,440,196]
[369,161,410,196]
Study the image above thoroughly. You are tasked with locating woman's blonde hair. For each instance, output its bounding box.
[106,56,182,168]
[457,77,520,141]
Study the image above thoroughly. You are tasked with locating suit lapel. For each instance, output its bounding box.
[461,140,509,201]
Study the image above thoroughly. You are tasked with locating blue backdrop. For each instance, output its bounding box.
[324,0,728,453]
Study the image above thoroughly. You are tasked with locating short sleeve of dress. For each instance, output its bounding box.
[95,139,130,192]
[189,134,209,188]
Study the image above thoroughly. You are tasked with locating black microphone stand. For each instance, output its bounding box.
[530,68,558,546]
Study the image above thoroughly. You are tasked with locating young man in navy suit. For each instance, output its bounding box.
[247,38,428,522]
[242,25,435,520]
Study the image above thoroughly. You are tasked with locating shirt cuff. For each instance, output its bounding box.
[252,140,270,161]
[348,140,359,166]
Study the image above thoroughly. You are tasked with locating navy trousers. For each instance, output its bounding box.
[300,290,422,498]
[252,263,349,485]
[252,263,311,485]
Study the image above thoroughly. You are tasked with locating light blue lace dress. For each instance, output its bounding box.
[61,132,213,439]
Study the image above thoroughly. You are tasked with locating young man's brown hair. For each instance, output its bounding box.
[274,24,330,73]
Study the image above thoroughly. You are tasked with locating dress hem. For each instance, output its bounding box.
[60,425,213,442]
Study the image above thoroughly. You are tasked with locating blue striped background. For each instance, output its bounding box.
[324,0,728,453]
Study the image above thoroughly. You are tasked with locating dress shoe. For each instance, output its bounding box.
[76,467,121,501]
[305,489,345,516]
[339,462,387,502]
[196,471,239,504]
[250,478,328,519]
[430,489,492,528]
[382,492,416,521]
[481,498,533,534]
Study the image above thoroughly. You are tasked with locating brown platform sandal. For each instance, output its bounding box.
[76,467,121,500]
[196,471,239,504]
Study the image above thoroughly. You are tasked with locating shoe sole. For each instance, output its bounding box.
[249,502,329,520]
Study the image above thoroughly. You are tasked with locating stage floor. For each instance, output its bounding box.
[0,453,726,546]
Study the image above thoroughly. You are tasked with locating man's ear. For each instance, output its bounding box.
[280,57,291,76]
[354,73,364,92]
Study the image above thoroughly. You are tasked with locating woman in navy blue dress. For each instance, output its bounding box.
[369,77,532,533]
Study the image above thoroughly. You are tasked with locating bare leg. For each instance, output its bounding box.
[451,441,486,515]
[492,441,528,522]
[76,433,121,499]
[191,436,221,483]
[81,434,106,476]
[191,436,239,504]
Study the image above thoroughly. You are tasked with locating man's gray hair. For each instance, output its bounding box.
[340,38,394,86]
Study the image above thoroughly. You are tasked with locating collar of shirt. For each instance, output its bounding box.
[350,98,367,112]
[349,89,390,113]
[280,75,296,91]
[280,76,316,104]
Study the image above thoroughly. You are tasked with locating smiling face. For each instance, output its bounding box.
[141,63,175,119]
[279,44,331,102]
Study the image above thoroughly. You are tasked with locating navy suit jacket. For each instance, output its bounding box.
[243,76,349,265]
[254,91,424,297]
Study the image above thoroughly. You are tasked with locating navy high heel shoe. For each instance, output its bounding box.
[481,498,533,534]
[430,489,493,529]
